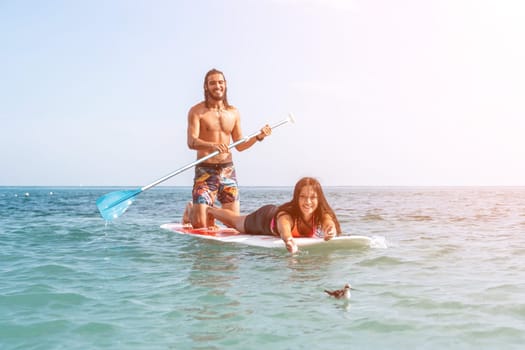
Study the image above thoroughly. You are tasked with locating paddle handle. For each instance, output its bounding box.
[141,113,295,191]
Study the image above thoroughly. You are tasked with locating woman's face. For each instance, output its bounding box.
[298,185,318,219]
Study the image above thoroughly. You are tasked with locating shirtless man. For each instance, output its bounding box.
[183,68,272,228]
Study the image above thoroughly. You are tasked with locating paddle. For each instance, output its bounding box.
[96,113,295,221]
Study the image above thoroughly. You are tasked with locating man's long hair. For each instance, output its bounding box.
[277,177,342,234]
[203,68,231,109]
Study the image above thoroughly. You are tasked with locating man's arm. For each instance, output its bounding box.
[187,109,201,150]
[232,112,271,152]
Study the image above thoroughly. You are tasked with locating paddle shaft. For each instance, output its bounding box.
[141,117,292,191]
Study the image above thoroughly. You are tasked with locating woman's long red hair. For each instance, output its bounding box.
[277,177,341,234]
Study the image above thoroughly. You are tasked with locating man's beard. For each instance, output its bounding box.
[207,89,227,103]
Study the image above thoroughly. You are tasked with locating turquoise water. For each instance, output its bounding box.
[1,186,525,349]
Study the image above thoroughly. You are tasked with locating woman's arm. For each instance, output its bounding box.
[321,214,337,241]
[275,214,298,254]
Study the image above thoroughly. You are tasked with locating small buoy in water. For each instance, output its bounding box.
[49,192,54,195]
[24,192,30,197]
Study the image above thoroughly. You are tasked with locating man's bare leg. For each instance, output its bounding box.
[182,202,193,225]
[182,202,210,228]
[186,200,240,229]
[189,203,209,229]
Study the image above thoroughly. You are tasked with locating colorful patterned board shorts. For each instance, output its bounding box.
[192,162,239,206]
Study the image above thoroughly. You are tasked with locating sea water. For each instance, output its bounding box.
[1,186,524,349]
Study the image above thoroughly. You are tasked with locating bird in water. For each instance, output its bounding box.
[324,283,352,299]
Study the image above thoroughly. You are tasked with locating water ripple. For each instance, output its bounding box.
[2,187,525,349]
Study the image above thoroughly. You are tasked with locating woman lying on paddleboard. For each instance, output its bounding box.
[207,177,341,253]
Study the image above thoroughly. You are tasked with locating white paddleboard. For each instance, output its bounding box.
[160,223,373,251]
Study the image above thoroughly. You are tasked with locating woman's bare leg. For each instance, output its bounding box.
[207,207,247,233]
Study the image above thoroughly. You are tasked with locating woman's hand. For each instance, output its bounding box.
[284,237,298,254]
[323,223,337,241]
[277,214,297,254]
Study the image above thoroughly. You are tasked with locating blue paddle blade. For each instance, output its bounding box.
[96,188,142,221]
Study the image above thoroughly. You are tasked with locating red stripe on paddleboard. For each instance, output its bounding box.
[176,227,240,237]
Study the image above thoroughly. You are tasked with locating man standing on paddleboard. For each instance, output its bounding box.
[183,68,272,228]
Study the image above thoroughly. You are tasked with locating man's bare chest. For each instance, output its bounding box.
[200,110,235,133]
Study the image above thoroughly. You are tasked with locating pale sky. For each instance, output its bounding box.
[1,0,524,186]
